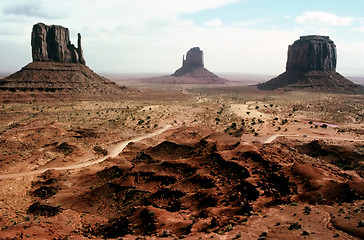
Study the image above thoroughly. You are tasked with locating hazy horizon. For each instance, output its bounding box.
[1,0,364,76]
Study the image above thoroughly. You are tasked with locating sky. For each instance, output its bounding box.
[0,0,364,76]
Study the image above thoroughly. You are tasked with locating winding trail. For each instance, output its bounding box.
[0,124,172,180]
[1,124,362,179]
[262,134,364,144]
[263,134,299,144]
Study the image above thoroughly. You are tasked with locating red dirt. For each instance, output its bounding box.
[1,125,362,239]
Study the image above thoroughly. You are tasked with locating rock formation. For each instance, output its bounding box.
[286,35,336,71]
[0,61,127,94]
[0,23,130,97]
[169,47,226,84]
[258,35,362,91]
[172,47,205,76]
[31,23,85,64]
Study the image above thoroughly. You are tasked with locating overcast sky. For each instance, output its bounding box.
[1,0,364,76]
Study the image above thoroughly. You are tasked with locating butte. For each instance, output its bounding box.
[0,23,132,99]
[171,47,227,84]
[142,47,227,84]
[258,35,362,91]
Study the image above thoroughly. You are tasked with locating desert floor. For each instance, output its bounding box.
[0,84,363,239]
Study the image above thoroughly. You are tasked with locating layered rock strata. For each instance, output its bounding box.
[258,35,361,91]
[0,62,125,94]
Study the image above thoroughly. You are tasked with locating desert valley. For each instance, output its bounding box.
[0,23,363,240]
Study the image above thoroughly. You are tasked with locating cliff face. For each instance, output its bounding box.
[286,35,336,71]
[184,47,204,68]
[258,35,361,91]
[31,23,85,64]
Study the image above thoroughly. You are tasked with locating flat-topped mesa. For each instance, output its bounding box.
[258,35,362,91]
[286,35,336,71]
[31,23,85,64]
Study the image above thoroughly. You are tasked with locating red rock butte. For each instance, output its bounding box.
[171,47,227,84]
[258,35,362,91]
[0,23,128,96]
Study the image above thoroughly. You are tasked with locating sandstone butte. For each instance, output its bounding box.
[258,35,362,91]
[0,23,128,96]
[170,47,227,84]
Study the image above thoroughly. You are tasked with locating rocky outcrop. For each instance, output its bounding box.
[184,47,204,68]
[0,23,133,97]
[170,47,227,84]
[258,35,362,91]
[172,47,204,76]
[286,35,336,71]
[31,23,85,64]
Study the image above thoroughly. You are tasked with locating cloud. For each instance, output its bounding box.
[353,26,364,32]
[205,18,222,27]
[232,18,271,28]
[1,0,363,76]
[295,11,354,27]
[3,0,66,19]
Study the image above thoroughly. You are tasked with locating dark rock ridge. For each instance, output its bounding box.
[0,23,131,96]
[32,23,85,64]
[258,35,362,91]
[170,47,227,84]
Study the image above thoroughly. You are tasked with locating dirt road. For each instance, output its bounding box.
[262,134,364,144]
[0,124,172,179]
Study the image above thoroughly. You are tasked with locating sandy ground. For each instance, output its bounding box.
[0,86,363,239]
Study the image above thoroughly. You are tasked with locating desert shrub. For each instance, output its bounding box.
[55,142,73,156]
[93,146,108,156]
